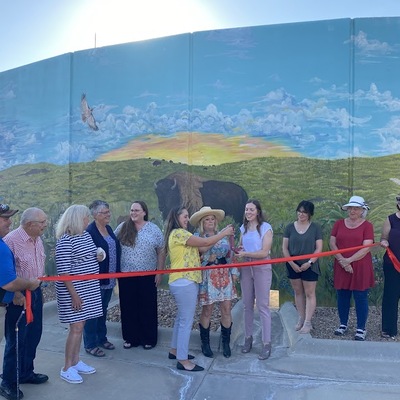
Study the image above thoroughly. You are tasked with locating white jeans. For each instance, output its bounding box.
[169,282,198,361]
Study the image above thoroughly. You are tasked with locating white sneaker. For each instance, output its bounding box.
[60,367,83,384]
[354,329,366,341]
[72,360,96,375]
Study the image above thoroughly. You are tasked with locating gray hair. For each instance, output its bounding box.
[89,200,109,216]
[20,207,45,226]
[55,205,90,239]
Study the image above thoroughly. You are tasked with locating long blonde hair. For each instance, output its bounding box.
[55,205,90,239]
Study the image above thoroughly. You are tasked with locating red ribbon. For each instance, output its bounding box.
[26,242,382,325]
[38,243,379,282]
[386,248,400,273]
[25,290,33,324]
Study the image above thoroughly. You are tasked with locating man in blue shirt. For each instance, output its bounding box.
[0,204,40,400]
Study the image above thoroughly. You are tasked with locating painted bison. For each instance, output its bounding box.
[154,172,248,224]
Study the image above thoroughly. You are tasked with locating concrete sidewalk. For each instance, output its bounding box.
[1,300,400,400]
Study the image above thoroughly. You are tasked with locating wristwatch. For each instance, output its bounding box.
[308,260,314,265]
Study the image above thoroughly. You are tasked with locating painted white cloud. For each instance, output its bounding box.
[354,83,400,112]
[348,31,394,56]
[2,78,400,169]
[376,116,400,153]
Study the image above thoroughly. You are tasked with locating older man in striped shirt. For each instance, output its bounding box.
[1,207,49,397]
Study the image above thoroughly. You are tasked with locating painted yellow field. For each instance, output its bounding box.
[97,132,299,165]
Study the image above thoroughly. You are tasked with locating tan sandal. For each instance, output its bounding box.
[295,318,304,331]
[299,321,312,334]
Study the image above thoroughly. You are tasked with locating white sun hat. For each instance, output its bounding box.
[341,195,370,211]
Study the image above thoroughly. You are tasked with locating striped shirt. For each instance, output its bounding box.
[4,226,45,279]
[55,232,102,323]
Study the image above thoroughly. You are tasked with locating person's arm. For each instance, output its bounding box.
[62,278,83,311]
[282,236,301,272]
[330,234,352,273]
[198,243,214,254]
[186,225,234,248]
[300,238,323,271]
[329,235,343,261]
[2,277,40,292]
[155,246,166,287]
[238,229,273,259]
[56,237,83,311]
[380,217,390,248]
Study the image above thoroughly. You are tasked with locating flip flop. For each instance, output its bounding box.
[85,347,105,357]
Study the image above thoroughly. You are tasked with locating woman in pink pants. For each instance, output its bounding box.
[237,199,273,360]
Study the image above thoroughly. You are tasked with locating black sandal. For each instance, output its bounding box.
[85,347,105,357]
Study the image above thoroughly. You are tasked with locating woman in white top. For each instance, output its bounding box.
[237,199,273,360]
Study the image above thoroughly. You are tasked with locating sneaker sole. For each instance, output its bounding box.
[73,368,96,375]
[60,375,83,384]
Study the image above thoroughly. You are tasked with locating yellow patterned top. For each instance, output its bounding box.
[168,228,202,284]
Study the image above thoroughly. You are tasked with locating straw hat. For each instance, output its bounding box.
[341,195,369,211]
[189,206,225,226]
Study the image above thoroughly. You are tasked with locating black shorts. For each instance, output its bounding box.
[286,262,319,282]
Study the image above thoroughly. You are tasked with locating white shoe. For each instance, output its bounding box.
[354,329,366,341]
[60,367,83,384]
[72,360,96,375]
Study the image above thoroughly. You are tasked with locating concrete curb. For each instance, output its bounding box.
[279,301,400,362]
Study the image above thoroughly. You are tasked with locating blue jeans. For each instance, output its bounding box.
[83,288,113,349]
[2,287,43,384]
[337,289,369,330]
[169,282,198,361]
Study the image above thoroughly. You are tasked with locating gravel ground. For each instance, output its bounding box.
[42,283,396,342]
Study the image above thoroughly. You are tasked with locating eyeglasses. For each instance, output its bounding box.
[0,204,10,212]
[130,209,143,213]
[297,210,308,214]
[97,210,111,215]
[396,197,400,202]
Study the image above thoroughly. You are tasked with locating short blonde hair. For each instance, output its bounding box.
[55,205,90,239]
[198,215,218,236]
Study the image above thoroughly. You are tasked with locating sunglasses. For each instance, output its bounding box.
[396,197,400,202]
[0,204,10,213]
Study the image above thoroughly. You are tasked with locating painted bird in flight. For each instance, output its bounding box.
[81,93,99,131]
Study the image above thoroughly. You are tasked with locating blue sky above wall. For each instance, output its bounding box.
[0,17,399,170]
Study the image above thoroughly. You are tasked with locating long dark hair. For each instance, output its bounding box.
[163,205,187,255]
[117,200,149,247]
[243,199,265,236]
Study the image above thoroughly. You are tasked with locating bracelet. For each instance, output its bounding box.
[308,259,314,265]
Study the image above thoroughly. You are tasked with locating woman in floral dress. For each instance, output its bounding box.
[190,206,239,358]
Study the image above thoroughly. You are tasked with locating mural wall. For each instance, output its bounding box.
[1,17,400,293]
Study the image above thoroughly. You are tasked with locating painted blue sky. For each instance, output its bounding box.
[1,0,399,73]
[1,18,400,169]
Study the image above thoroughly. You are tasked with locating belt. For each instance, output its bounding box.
[0,303,8,307]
